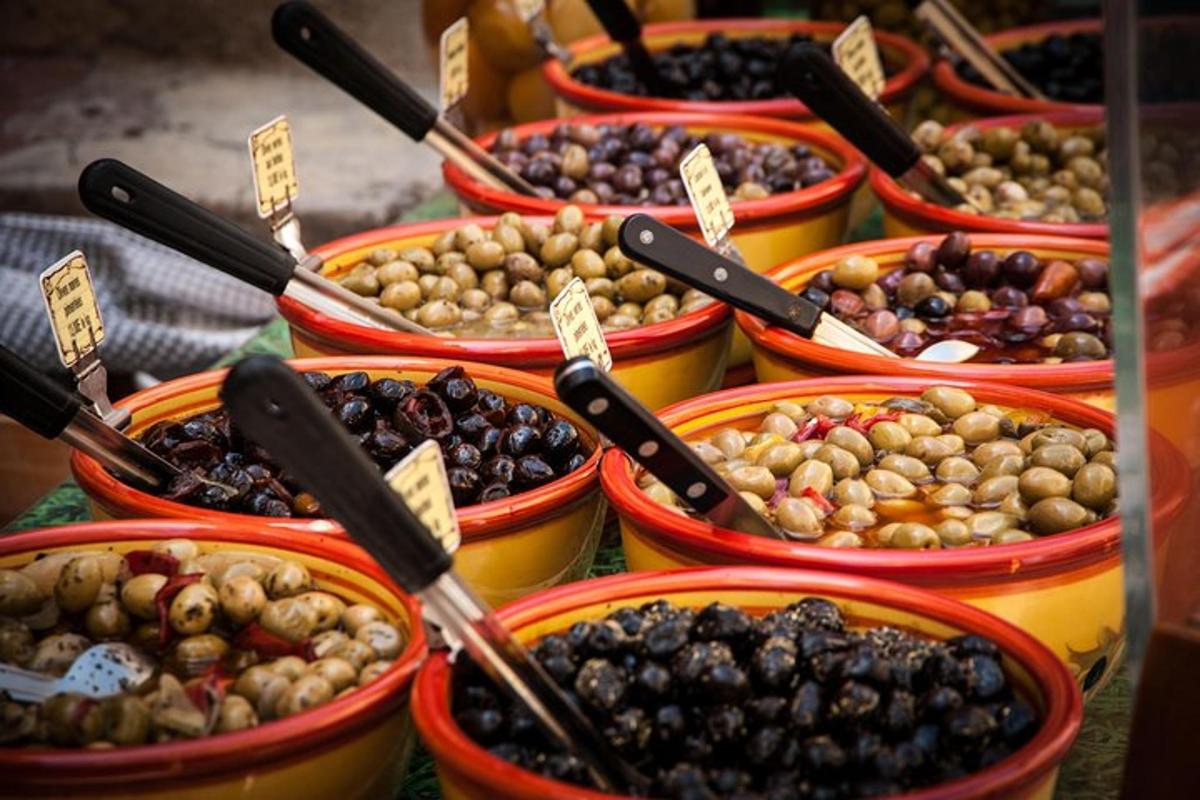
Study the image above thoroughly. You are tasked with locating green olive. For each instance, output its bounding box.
[503,251,543,283]
[757,442,804,477]
[876,454,931,483]
[446,262,479,291]
[311,630,351,659]
[376,260,419,286]
[268,655,308,681]
[554,205,585,235]
[264,561,313,600]
[171,634,230,676]
[934,457,979,485]
[818,531,864,548]
[479,270,509,299]
[461,288,492,312]
[339,264,379,296]
[998,492,1028,520]
[54,555,103,614]
[328,639,376,671]
[380,281,422,311]
[726,465,777,499]
[540,233,579,268]
[44,693,105,746]
[868,421,911,453]
[359,660,393,685]
[1054,332,1106,360]
[308,657,359,692]
[806,396,853,419]
[973,475,1019,507]
[509,280,547,309]
[830,503,876,531]
[788,459,834,497]
[546,267,573,300]
[951,412,1001,445]
[898,413,941,438]
[259,597,318,643]
[356,621,402,659]
[1028,497,1090,534]
[232,665,280,705]
[491,223,526,254]
[0,619,34,665]
[29,633,90,676]
[1030,444,1087,477]
[890,523,940,549]
[431,230,457,256]
[711,428,746,459]
[921,386,976,419]
[760,412,799,440]
[297,591,347,633]
[991,529,1035,545]
[484,301,519,325]
[775,498,823,538]
[453,225,486,252]
[832,478,874,508]
[102,695,151,745]
[825,427,873,467]
[935,519,972,547]
[929,483,972,506]
[1018,466,1073,503]
[585,277,616,300]
[84,599,131,641]
[591,295,616,320]
[219,574,267,625]
[275,675,334,718]
[966,511,1019,540]
[1072,463,1116,511]
[119,573,167,620]
[604,246,635,279]
[864,469,917,499]
[0,569,43,617]
[616,269,667,303]
[169,582,218,636]
[571,249,607,280]
[216,695,259,733]
[906,436,954,465]
[831,255,879,290]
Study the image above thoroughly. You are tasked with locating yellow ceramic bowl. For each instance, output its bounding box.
[70,357,606,608]
[601,377,1189,699]
[739,233,1114,410]
[0,519,426,800]
[280,216,733,411]
[413,567,1082,800]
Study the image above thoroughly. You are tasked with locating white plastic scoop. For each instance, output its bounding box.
[914,339,982,362]
[0,644,155,703]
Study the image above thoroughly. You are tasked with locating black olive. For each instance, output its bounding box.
[791,598,845,632]
[633,662,672,702]
[789,680,822,732]
[541,419,580,464]
[513,455,556,488]
[944,705,998,744]
[506,403,541,427]
[302,371,332,391]
[745,695,788,725]
[475,389,507,424]
[884,690,917,735]
[541,655,576,686]
[441,374,480,412]
[394,390,455,440]
[329,371,370,393]
[915,295,952,320]
[584,620,626,657]
[454,413,491,440]
[605,707,650,752]
[752,641,797,691]
[336,398,373,432]
[643,616,691,659]
[500,425,541,458]
[366,428,408,464]
[800,286,831,310]
[447,467,481,506]
[745,725,785,767]
[563,452,587,473]
[447,442,483,471]
[367,378,414,410]
[481,455,516,484]
[673,641,734,685]
[692,602,752,644]
[574,659,625,712]
[962,654,1006,700]
[923,685,964,719]
[698,662,750,705]
[803,734,847,772]
[477,426,502,457]
[947,634,1001,659]
[997,699,1037,746]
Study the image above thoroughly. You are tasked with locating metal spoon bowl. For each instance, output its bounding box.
[914,339,982,363]
[0,643,156,703]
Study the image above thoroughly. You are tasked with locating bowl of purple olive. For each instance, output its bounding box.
[70,358,605,607]
[412,566,1082,800]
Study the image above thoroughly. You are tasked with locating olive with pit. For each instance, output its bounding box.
[355,621,402,660]
[1028,497,1091,534]
[259,597,319,643]
[216,695,259,733]
[275,675,335,718]
[121,574,168,620]
[54,556,103,614]
[0,570,43,617]
[168,583,218,636]
[1072,462,1116,510]
[219,575,267,625]
[264,561,313,600]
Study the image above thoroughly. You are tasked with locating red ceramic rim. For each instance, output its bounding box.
[70,357,602,541]
[870,110,1109,239]
[413,567,1083,800]
[277,215,730,365]
[542,18,929,119]
[0,519,426,786]
[443,111,867,225]
[601,375,1189,584]
[931,19,1101,117]
[738,233,1114,389]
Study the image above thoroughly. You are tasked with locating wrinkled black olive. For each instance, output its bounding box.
[541,420,580,464]
[574,659,625,712]
[302,371,332,391]
[513,455,555,487]
[693,602,752,644]
[454,412,491,440]
[447,442,483,471]
[329,371,369,393]
[336,398,373,432]
[447,467,481,506]
[394,391,455,440]
[367,377,414,410]
[500,425,541,458]
[507,403,541,427]
[478,482,511,503]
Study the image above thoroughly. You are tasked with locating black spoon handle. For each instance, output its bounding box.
[272,1,439,143]
[779,42,919,178]
[0,344,80,440]
[221,355,452,594]
[617,214,820,337]
[554,356,732,516]
[584,0,662,94]
[78,159,294,296]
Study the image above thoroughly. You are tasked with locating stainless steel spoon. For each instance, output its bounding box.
[0,644,155,703]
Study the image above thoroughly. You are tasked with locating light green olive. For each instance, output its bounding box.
[44,692,105,746]
[757,442,805,477]
[269,655,308,681]
[868,421,912,453]
[991,529,1035,545]
[814,444,861,480]
[1028,426,1088,453]
[1090,451,1117,469]
[54,556,103,614]
[692,441,725,465]
[760,412,799,439]
[877,454,932,483]
[935,520,972,547]
[875,522,902,547]
[579,221,603,251]
[398,247,436,273]
[570,249,607,280]
[339,264,379,296]
[727,466,777,499]
[921,386,976,419]
[480,270,509,300]
[0,570,43,617]
[554,205,585,235]
[308,657,359,692]
[297,591,347,634]
[216,695,259,733]
[935,457,979,485]
[219,574,267,625]
[259,597,318,643]
[830,504,876,531]
[0,619,34,665]
[929,483,972,506]
[276,675,334,718]
[825,427,874,467]
[776,446,831,491]
[965,511,1019,539]
[1030,444,1087,477]
[376,260,419,287]
[171,634,230,676]
[359,661,393,685]
[29,633,90,676]
[1080,428,1111,457]
[974,475,1019,507]
[379,281,422,312]
[1018,466,1074,503]
[806,396,853,419]
[890,523,940,549]
[484,301,519,325]
[540,233,579,268]
[342,604,384,637]
[491,223,526,254]
[465,240,506,270]
[818,531,864,548]
[712,428,746,459]
[832,478,874,508]
[328,640,377,671]
[898,413,942,437]
[84,599,131,641]
[952,412,1001,445]
[1072,463,1116,511]
[233,665,282,705]
[616,269,667,303]
[264,561,314,600]
[940,505,973,521]
[937,434,966,455]
[978,453,1025,480]
[121,573,168,620]
[864,469,917,499]
[775,498,823,539]
[998,492,1028,520]
[168,582,218,636]
[604,246,635,279]
[102,694,151,744]
[355,621,402,659]
[906,436,954,465]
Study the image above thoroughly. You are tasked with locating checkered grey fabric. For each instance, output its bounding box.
[0,213,276,379]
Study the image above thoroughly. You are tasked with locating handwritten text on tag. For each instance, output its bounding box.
[40,251,105,369]
[679,144,736,248]
[832,16,886,101]
[439,18,470,111]
[385,440,462,554]
[248,116,299,219]
[550,277,613,371]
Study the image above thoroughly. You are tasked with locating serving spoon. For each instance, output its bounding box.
[0,644,155,703]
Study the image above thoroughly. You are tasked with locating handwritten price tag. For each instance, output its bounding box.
[40,251,105,369]
[248,115,299,219]
[550,277,613,371]
[513,0,544,22]
[832,16,886,101]
[439,17,470,112]
[385,440,461,554]
[679,144,736,248]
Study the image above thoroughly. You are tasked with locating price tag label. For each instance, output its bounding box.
[40,251,104,369]
[439,17,470,112]
[550,277,613,371]
[832,16,886,101]
[248,115,299,219]
[385,440,461,554]
[513,0,544,22]
[679,144,736,248]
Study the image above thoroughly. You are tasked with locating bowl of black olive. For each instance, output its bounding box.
[541,18,928,125]
[412,566,1083,800]
[69,358,605,607]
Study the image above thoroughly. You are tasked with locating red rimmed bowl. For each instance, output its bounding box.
[281,215,732,410]
[0,519,426,800]
[601,376,1189,697]
[69,357,605,608]
[542,18,929,126]
[740,234,1114,409]
[931,19,1101,121]
[870,111,1109,240]
[442,111,868,274]
[413,566,1083,800]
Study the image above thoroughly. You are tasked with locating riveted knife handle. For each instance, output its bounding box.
[0,344,80,440]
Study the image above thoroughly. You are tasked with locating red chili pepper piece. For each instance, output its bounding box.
[184,671,226,716]
[126,550,180,577]
[69,697,98,729]
[801,486,835,515]
[848,410,903,434]
[154,573,203,645]
[234,622,312,660]
[791,414,837,443]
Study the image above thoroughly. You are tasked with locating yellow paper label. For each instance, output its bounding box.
[550,277,613,371]
[832,15,886,101]
[439,17,470,112]
[248,115,299,219]
[39,251,105,369]
[513,0,544,22]
[385,440,461,554]
[679,144,736,248]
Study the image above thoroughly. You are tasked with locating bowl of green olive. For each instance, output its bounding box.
[0,519,425,800]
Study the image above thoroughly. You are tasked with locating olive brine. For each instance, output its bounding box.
[453,598,1039,798]
[138,367,587,516]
